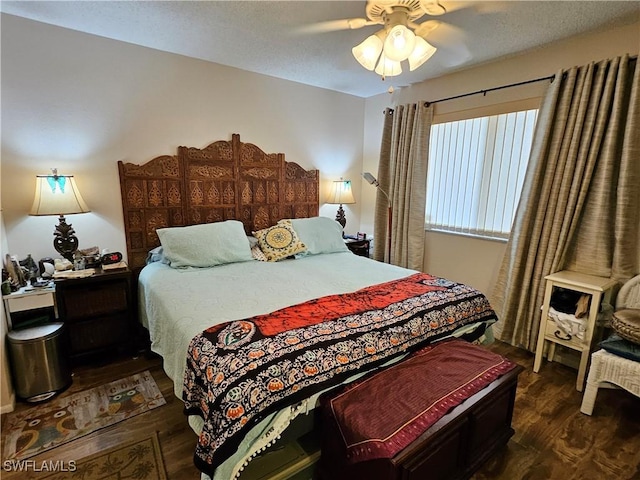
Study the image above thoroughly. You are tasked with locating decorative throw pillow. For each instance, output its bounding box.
[253,220,306,262]
[251,245,268,262]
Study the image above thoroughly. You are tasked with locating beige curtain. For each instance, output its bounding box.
[492,55,640,350]
[374,103,433,270]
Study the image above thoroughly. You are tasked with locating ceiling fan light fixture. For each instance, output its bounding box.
[383,24,416,61]
[408,36,437,71]
[352,33,384,71]
[374,52,402,77]
[350,1,442,77]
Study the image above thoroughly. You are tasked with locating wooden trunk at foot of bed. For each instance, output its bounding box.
[118,133,319,272]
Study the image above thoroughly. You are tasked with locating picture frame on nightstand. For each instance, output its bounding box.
[4,254,26,288]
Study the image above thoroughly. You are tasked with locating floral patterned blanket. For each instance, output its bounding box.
[182,273,497,475]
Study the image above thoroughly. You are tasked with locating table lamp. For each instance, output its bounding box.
[328,178,356,231]
[29,169,90,262]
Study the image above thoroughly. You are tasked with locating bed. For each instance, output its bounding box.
[118,134,498,479]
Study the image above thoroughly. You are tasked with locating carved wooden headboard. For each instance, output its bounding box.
[118,133,319,271]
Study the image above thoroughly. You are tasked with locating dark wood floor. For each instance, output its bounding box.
[474,342,640,480]
[2,341,639,479]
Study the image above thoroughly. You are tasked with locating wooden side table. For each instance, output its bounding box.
[533,270,617,391]
[54,268,134,362]
[345,238,370,258]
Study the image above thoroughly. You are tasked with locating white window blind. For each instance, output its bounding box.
[425,109,538,239]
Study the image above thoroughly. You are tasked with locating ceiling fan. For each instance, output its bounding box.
[307,0,466,79]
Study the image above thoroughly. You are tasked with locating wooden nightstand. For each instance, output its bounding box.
[54,268,134,362]
[345,238,370,258]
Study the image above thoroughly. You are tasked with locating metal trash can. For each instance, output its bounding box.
[7,322,71,402]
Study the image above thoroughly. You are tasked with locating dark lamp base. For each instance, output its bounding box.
[53,215,79,262]
[335,204,347,229]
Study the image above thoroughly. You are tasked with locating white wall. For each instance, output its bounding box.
[1,210,16,413]
[360,21,640,297]
[1,14,366,263]
[359,93,390,237]
[0,14,367,413]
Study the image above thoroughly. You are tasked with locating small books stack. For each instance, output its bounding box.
[102,261,128,271]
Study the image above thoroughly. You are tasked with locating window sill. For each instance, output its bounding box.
[424,228,509,244]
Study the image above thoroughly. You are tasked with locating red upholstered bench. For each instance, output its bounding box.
[318,339,523,480]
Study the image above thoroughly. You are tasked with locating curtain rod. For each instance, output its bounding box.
[424,74,555,107]
[423,55,637,106]
[384,55,637,113]
[384,74,554,114]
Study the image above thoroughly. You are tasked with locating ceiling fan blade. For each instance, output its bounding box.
[427,22,466,46]
[423,1,510,16]
[294,17,377,35]
[420,1,447,16]
[413,19,442,38]
[416,20,472,66]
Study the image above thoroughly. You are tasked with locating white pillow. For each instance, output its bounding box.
[285,217,349,256]
[157,220,253,268]
[145,246,170,265]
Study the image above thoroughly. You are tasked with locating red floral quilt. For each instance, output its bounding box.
[182,273,497,475]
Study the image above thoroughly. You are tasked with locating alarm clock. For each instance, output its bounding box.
[101,252,123,265]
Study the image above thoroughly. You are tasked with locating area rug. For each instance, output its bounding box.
[39,432,167,480]
[2,370,166,462]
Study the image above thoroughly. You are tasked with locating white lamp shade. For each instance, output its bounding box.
[383,25,416,61]
[375,53,402,77]
[408,37,437,71]
[352,34,383,71]
[328,180,356,205]
[30,175,90,216]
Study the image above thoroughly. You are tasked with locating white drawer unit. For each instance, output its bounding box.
[533,270,617,392]
[3,285,57,330]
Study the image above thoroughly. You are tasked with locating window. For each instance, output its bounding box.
[425,109,538,239]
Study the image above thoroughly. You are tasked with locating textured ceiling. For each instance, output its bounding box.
[2,1,639,98]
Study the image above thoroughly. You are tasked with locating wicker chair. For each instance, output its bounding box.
[580,274,640,415]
